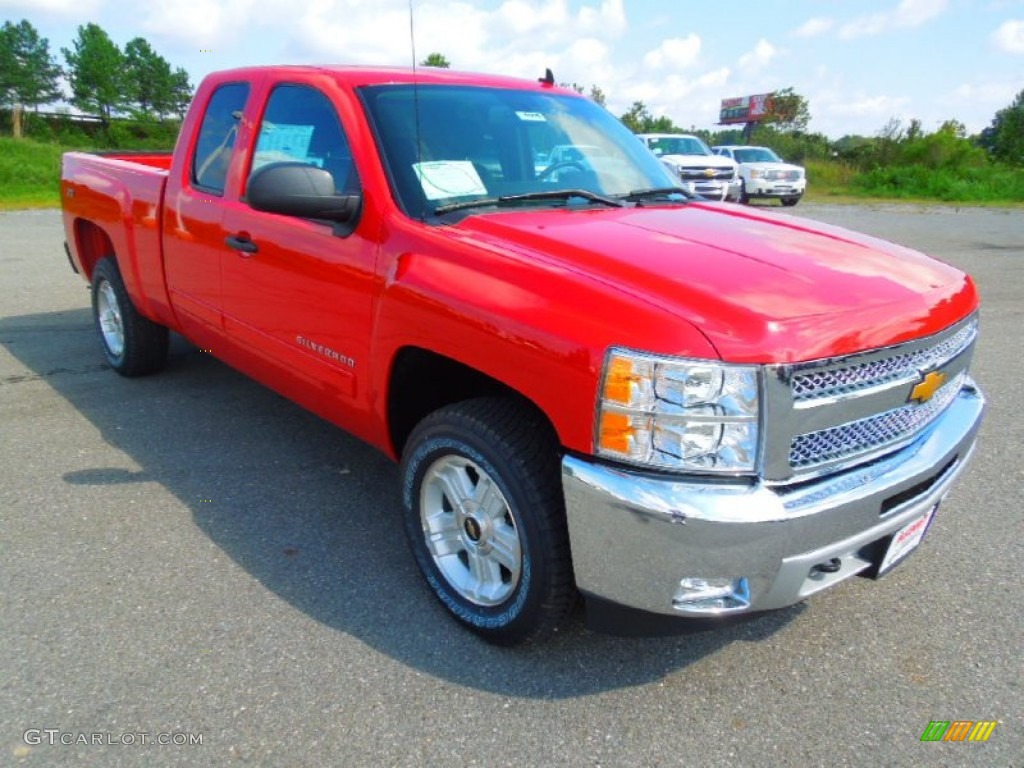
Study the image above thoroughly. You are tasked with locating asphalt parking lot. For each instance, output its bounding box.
[1,203,1021,767]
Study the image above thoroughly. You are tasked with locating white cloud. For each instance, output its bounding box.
[0,0,100,13]
[143,0,230,47]
[287,0,492,68]
[490,0,570,36]
[737,39,778,73]
[828,94,911,118]
[577,0,626,37]
[949,79,1024,132]
[793,17,834,38]
[840,0,948,39]
[642,35,701,70]
[992,19,1024,53]
[566,38,609,67]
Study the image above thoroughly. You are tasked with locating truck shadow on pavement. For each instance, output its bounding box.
[2,308,803,698]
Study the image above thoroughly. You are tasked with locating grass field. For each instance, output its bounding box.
[0,138,66,209]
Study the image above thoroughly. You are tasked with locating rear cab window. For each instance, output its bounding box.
[192,82,250,194]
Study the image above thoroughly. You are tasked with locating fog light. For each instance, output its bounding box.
[672,577,750,614]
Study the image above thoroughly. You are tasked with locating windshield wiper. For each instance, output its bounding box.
[497,189,626,208]
[434,188,626,216]
[622,187,691,204]
[434,197,501,215]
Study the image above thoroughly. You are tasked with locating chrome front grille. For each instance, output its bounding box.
[791,318,977,402]
[679,167,733,181]
[762,314,978,482]
[789,371,965,468]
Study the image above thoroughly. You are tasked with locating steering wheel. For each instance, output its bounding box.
[537,160,587,182]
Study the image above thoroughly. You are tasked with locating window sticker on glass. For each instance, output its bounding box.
[413,161,488,200]
[255,123,315,161]
[515,111,547,122]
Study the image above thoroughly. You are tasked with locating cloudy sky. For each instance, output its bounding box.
[5,0,1024,138]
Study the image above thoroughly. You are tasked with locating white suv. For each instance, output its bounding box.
[638,134,741,202]
[712,145,806,207]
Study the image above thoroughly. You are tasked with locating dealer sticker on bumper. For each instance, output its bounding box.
[879,505,937,575]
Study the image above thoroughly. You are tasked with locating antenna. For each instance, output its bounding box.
[409,0,425,221]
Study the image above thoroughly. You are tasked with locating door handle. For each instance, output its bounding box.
[225,234,259,255]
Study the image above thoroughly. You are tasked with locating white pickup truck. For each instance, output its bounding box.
[712,145,806,207]
[638,133,740,201]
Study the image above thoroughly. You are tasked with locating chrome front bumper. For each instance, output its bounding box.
[562,379,985,618]
[748,180,805,198]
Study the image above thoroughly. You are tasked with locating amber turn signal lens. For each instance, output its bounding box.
[603,356,638,404]
[599,411,632,454]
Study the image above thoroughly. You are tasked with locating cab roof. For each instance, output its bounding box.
[206,64,579,93]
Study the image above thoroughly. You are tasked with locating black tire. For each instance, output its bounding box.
[739,180,750,204]
[400,397,576,645]
[91,256,169,377]
[781,196,800,207]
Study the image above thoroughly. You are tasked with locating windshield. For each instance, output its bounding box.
[645,136,711,157]
[734,147,783,164]
[360,84,678,218]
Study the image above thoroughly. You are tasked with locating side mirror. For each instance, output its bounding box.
[247,162,360,224]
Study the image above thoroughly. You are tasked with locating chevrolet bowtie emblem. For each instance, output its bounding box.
[910,370,947,403]
[704,168,716,178]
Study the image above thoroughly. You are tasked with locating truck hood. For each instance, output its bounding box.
[453,203,977,363]
[660,153,735,169]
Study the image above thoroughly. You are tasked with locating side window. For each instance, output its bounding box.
[192,82,250,194]
[249,85,358,194]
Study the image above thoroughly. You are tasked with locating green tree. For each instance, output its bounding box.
[169,67,193,119]
[765,87,811,133]
[619,101,682,133]
[124,37,174,118]
[62,23,125,119]
[0,19,62,136]
[589,85,606,108]
[619,101,648,132]
[420,52,450,68]
[980,88,1024,164]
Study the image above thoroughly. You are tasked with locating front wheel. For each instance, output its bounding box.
[400,398,576,645]
[739,181,750,204]
[91,257,169,376]
[781,196,801,207]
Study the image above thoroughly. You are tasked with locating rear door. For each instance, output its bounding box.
[163,81,251,339]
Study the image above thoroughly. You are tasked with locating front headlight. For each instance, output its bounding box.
[596,349,760,474]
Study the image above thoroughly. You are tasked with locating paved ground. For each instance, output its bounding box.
[1,204,1020,767]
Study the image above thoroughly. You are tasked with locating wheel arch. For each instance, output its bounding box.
[72,218,116,281]
[386,346,561,459]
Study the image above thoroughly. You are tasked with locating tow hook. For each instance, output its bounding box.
[812,558,842,574]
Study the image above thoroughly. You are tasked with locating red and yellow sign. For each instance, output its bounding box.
[719,93,774,125]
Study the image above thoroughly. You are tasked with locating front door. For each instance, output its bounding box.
[219,83,378,421]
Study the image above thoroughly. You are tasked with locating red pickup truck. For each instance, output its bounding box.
[61,65,985,645]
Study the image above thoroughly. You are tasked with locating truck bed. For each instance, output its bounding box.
[61,150,175,326]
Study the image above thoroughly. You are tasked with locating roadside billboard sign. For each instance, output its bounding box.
[719,93,774,124]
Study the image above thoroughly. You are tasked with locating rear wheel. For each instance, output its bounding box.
[91,257,169,376]
[400,398,576,645]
